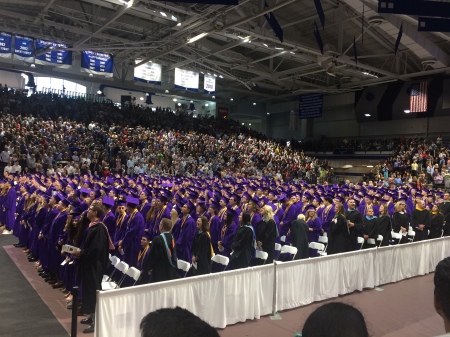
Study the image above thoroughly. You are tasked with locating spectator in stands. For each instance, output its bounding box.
[434,257,450,334]
[140,307,219,337]
[300,302,369,337]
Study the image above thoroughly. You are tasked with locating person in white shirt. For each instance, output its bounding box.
[11,161,21,174]
[4,162,13,174]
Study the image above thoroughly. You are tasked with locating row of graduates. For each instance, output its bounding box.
[11,179,449,288]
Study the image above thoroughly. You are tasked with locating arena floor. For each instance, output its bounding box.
[0,233,446,337]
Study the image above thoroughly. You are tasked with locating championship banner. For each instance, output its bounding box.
[35,39,72,68]
[134,61,162,85]
[81,51,114,77]
[174,68,199,92]
[13,35,34,62]
[204,74,216,94]
[0,32,12,59]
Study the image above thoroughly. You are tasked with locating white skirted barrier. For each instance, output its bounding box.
[95,237,450,337]
[95,264,274,336]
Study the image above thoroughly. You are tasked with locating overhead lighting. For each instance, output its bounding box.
[21,73,28,79]
[364,113,371,117]
[146,93,149,96]
[190,100,193,103]
[249,123,252,126]
[30,63,36,68]
[140,97,144,101]
[89,74,93,77]
[97,90,102,95]
[238,36,245,40]
[176,22,181,27]
[219,75,223,79]
[263,43,268,47]
[362,71,378,78]
[367,165,373,168]
[290,51,295,54]
[242,123,244,125]
[205,103,209,107]
[165,89,169,93]
[213,74,217,77]
[243,36,251,43]
[171,15,177,21]
[207,73,211,75]
[275,47,284,50]
[187,32,208,44]
[281,51,286,54]
[160,11,167,17]
[173,98,177,102]
[119,0,134,8]
[267,113,270,115]
[253,102,256,105]
[230,98,234,101]
[177,102,181,106]
[212,96,215,99]
[200,71,204,74]
[404,109,411,113]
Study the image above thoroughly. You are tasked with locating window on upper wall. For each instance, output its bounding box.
[35,77,87,95]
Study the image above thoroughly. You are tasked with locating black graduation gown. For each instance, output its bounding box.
[429,213,444,239]
[191,231,212,275]
[289,220,310,260]
[327,215,350,255]
[79,223,110,314]
[143,233,178,283]
[392,212,409,244]
[377,215,392,246]
[438,202,450,236]
[255,219,277,263]
[411,209,431,242]
[362,217,378,249]
[230,226,254,270]
[345,210,364,251]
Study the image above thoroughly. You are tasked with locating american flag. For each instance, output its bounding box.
[410,81,428,112]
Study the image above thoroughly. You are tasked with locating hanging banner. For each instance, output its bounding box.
[13,35,34,62]
[174,68,199,92]
[0,32,12,59]
[81,51,114,77]
[299,93,323,119]
[35,39,72,68]
[204,74,216,94]
[134,61,162,85]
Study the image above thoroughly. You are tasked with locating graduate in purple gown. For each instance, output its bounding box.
[136,232,151,284]
[113,201,128,257]
[13,184,28,239]
[279,197,298,238]
[319,196,335,234]
[175,201,197,263]
[46,197,69,281]
[118,196,145,268]
[305,205,323,257]
[217,208,238,258]
[151,196,171,239]
[29,194,49,261]
[101,197,117,243]
[138,190,151,218]
[38,194,61,273]
[4,180,17,232]
[208,202,222,254]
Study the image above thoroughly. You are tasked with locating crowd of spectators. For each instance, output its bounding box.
[0,86,331,183]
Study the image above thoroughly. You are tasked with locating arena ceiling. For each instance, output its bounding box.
[0,0,450,103]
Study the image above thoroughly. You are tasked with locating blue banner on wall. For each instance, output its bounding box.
[0,32,12,59]
[13,35,34,62]
[299,93,323,119]
[81,51,114,77]
[35,39,72,68]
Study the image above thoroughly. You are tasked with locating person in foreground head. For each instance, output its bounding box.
[300,302,369,337]
[140,307,220,337]
[434,257,450,333]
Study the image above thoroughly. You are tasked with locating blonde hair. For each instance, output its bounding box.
[297,214,305,221]
[262,205,274,220]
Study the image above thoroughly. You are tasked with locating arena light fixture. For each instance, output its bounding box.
[242,123,244,125]
[364,113,371,117]
[212,96,215,99]
[176,23,181,27]
[173,98,177,102]
[30,63,36,68]
[205,103,209,107]
[249,123,252,126]
[230,98,233,101]
[140,97,144,101]
[187,32,208,44]
[404,109,411,113]
[97,90,102,95]
[253,102,256,105]
[160,11,167,17]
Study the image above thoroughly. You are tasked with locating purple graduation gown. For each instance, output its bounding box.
[4,188,16,231]
[175,215,196,263]
[121,211,145,268]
